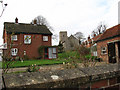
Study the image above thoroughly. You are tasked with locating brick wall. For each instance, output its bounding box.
[3,33,52,59]
[97,37,120,63]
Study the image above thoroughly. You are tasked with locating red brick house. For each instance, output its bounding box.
[96,24,120,63]
[3,18,57,60]
[83,34,102,56]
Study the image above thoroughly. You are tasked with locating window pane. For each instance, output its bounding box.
[11,35,17,41]
[53,48,56,53]
[43,36,48,41]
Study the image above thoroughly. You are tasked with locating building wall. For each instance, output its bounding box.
[59,31,79,51]
[3,33,52,59]
[97,37,120,63]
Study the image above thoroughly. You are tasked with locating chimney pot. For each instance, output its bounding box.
[34,19,37,25]
[88,36,90,40]
[15,17,18,23]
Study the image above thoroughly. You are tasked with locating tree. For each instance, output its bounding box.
[31,15,58,41]
[74,32,84,45]
[93,22,107,36]
[0,0,7,18]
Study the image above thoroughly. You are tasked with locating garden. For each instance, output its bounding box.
[1,46,102,73]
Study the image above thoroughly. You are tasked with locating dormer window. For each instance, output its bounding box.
[24,35,31,44]
[11,35,17,41]
[43,36,48,41]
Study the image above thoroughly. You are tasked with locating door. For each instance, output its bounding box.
[108,43,116,63]
[44,48,48,59]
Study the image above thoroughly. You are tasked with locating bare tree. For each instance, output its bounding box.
[94,22,107,35]
[91,22,107,38]
[74,32,84,45]
[31,15,58,41]
[0,0,7,18]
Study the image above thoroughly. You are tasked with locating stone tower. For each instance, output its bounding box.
[59,31,69,51]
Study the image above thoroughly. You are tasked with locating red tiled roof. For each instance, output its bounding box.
[92,34,102,42]
[97,24,120,41]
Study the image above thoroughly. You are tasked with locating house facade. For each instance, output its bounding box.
[3,18,57,60]
[96,24,120,63]
[59,31,79,51]
[83,34,102,56]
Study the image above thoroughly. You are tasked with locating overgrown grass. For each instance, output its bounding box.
[58,51,80,59]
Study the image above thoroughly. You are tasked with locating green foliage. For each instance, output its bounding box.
[38,46,47,58]
[2,60,65,68]
[58,41,64,53]
[85,54,97,61]
[58,51,80,60]
[27,64,40,72]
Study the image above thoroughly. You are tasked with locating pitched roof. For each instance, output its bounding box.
[92,34,103,42]
[97,24,120,42]
[4,22,52,35]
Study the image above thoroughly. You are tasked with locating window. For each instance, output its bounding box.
[11,48,18,56]
[101,47,107,54]
[24,51,26,55]
[43,36,48,41]
[48,48,57,59]
[24,35,31,44]
[11,35,17,41]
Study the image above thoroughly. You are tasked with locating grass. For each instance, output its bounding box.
[58,51,80,59]
[0,61,2,68]
[2,51,81,68]
[2,59,66,68]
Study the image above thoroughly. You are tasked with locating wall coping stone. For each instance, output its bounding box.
[3,63,120,88]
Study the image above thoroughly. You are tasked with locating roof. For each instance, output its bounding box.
[4,22,52,35]
[97,24,120,42]
[68,35,78,40]
[92,34,103,42]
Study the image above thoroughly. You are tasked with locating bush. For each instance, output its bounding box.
[27,64,40,72]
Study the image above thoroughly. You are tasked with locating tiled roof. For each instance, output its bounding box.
[4,22,52,35]
[97,24,120,42]
[92,34,102,42]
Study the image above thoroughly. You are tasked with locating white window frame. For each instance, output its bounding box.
[11,35,17,41]
[43,36,48,41]
[48,48,57,59]
[24,35,31,44]
[101,47,107,54]
[11,48,18,56]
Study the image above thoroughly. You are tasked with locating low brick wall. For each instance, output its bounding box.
[2,63,120,89]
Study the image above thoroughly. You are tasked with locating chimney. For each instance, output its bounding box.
[15,17,18,23]
[33,19,37,25]
[94,34,96,37]
[88,35,90,40]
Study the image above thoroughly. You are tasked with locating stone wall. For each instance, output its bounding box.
[2,63,120,89]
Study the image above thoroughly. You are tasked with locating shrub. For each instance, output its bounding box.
[27,64,40,72]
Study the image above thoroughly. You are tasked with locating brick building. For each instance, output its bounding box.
[96,24,120,63]
[83,34,102,56]
[3,18,57,60]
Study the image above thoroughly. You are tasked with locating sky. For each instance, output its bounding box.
[0,0,119,45]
